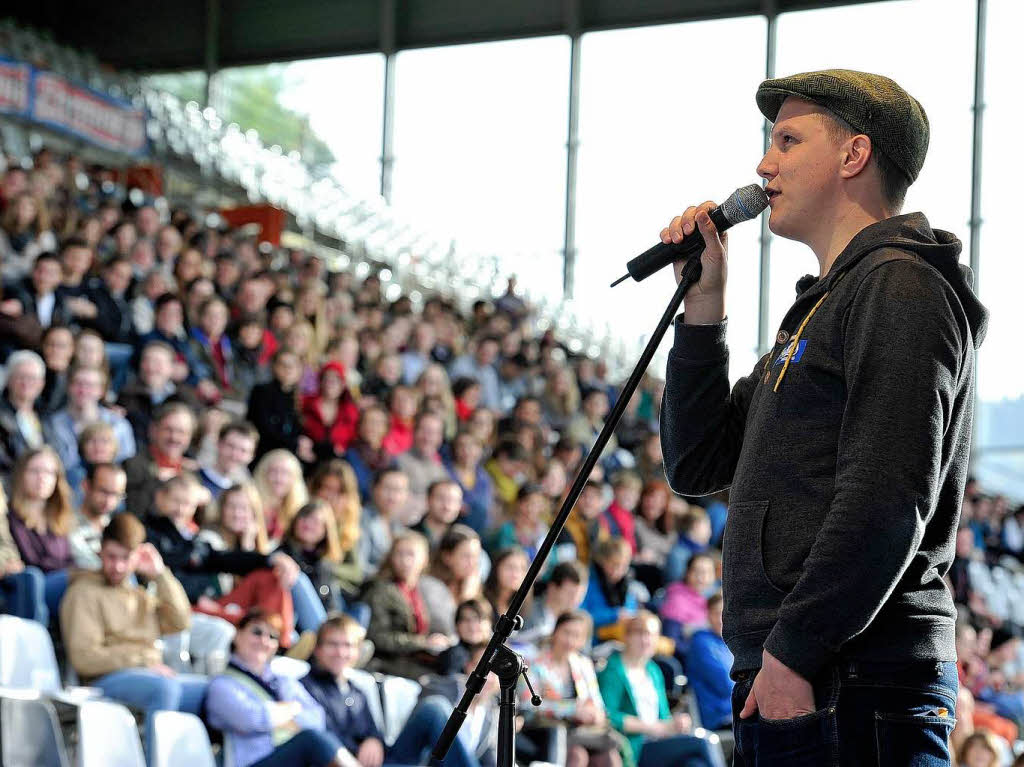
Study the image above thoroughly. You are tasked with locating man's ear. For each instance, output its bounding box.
[839,134,873,179]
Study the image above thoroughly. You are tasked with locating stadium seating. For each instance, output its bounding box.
[149,711,216,767]
[0,693,71,767]
[75,700,146,767]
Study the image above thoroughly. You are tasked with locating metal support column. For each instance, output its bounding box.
[380,0,397,204]
[968,0,988,465]
[756,0,778,356]
[562,0,582,299]
[203,0,221,108]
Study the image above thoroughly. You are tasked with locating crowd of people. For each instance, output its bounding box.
[0,142,1020,767]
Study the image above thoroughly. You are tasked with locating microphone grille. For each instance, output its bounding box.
[720,184,770,226]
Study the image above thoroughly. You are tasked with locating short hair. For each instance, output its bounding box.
[611,470,642,491]
[154,292,183,312]
[33,252,61,269]
[821,111,909,212]
[553,608,592,634]
[626,609,662,635]
[593,537,632,564]
[152,400,196,426]
[60,237,92,256]
[68,363,109,389]
[455,598,493,625]
[548,560,586,588]
[236,608,283,636]
[77,421,116,453]
[5,349,45,381]
[86,462,125,483]
[678,506,710,535]
[140,339,176,360]
[451,377,481,398]
[101,512,146,549]
[372,467,406,489]
[427,478,460,498]
[158,473,198,497]
[219,419,258,443]
[316,614,366,647]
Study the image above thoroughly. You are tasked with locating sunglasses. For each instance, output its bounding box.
[249,626,280,642]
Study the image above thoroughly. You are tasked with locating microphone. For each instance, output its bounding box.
[610,184,769,287]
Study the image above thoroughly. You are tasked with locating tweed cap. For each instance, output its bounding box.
[756,69,929,183]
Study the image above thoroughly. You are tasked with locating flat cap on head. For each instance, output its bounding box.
[756,69,929,183]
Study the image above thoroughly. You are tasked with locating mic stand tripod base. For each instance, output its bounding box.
[493,645,526,767]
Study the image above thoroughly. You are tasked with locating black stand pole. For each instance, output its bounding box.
[431,257,704,767]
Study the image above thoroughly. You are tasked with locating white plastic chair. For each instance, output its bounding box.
[0,694,71,767]
[268,655,310,679]
[149,711,216,767]
[380,675,421,747]
[0,615,62,693]
[76,700,145,767]
[347,668,386,736]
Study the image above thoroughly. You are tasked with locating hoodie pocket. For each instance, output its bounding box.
[722,500,789,603]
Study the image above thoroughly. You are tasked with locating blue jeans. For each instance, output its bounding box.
[95,668,210,756]
[250,729,341,767]
[387,695,480,767]
[639,732,722,767]
[291,573,327,634]
[731,659,958,767]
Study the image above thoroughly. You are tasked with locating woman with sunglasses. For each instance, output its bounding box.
[205,608,346,767]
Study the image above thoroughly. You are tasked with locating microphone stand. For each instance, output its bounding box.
[431,257,704,767]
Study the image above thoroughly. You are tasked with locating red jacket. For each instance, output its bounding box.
[301,394,359,454]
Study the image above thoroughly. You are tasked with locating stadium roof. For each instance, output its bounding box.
[9,0,887,71]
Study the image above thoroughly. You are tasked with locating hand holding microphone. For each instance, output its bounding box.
[611,183,768,323]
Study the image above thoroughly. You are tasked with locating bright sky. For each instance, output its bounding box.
[273,0,1020,462]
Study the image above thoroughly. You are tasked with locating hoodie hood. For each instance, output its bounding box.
[796,212,988,348]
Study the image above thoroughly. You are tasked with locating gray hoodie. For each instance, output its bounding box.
[661,212,988,681]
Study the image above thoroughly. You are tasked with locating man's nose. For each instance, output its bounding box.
[756,152,776,182]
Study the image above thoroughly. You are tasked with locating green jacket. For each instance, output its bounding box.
[597,650,670,763]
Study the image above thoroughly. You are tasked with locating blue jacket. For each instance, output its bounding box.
[580,565,638,630]
[684,629,734,730]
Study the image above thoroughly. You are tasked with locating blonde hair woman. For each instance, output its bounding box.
[308,459,363,599]
[415,363,457,439]
[252,449,308,543]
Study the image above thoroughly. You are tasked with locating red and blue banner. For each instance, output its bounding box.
[0,56,147,156]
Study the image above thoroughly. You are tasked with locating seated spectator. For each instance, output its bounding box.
[144,475,305,652]
[438,598,494,675]
[540,365,580,434]
[301,361,359,459]
[247,349,314,463]
[955,621,1019,747]
[492,483,576,568]
[60,513,207,728]
[599,611,719,767]
[365,530,452,678]
[633,481,676,572]
[452,377,482,423]
[5,446,74,625]
[601,471,640,555]
[307,460,363,601]
[0,191,57,281]
[401,320,437,385]
[420,525,486,635]
[684,593,734,731]
[660,553,717,636]
[957,731,1002,767]
[665,506,713,584]
[253,449,308,543]
[357,468,408,576]
[395,411,450,525]
[205,608,345,767]
[69,462,127,569]
[199,483,269,561]
[483,546,530,622]
[117,341,200,448]
[124,401,196,514]
[1,482,47,623]
[380,384,419,456]
[38,324,75,414]
[232,313,274,397]
[414,479,465,548]
[527,610,622,767]
[48,364,135,472]
[190,295,241,406]
[304,614,488,767]
[198,419,258,500]
[444,430,495,534]
[66,421,120,505]
[635,431,665,484]
[518,560,589,647]
[582,538,639,639]
[282,321,320,397]
[449,335,501,411]
[275,501,350,616]
[11,252,70,329]
[565,479,611,567]
[414,363,457,439]
[0,350,49,473]
[566,387,618,461]
[136,292,206,385]
[343,405,397,500]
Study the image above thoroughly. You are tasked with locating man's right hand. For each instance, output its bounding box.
[660,201,728,324]
[268,701,302,728]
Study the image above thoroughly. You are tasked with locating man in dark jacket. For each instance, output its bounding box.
[659,70,987,765]
[302,615,493,767]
